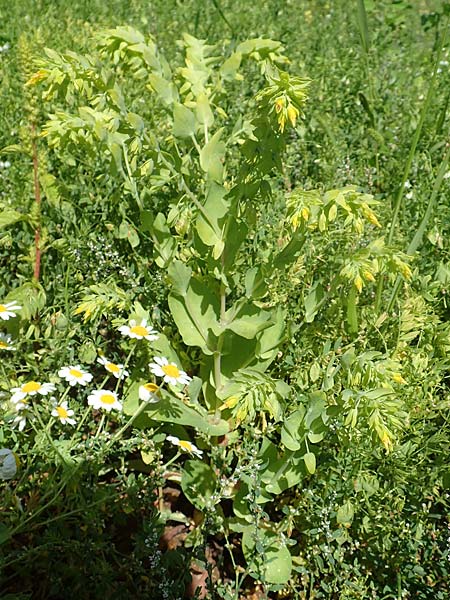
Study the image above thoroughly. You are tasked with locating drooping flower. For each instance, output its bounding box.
[0,448,18,480]
[0,301,22,321]
[138,382,159,403]
[10,403,32,432]
[10,381,56,404]
[0,333,15,351]
[149,357,191,386]
[87,389,122,412]
[51,400,77,425]
[166,435,203,458]
[97,356,129,380]
[58,365,93,387]
[118,319,159,341]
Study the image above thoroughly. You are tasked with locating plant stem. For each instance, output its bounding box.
[31,125,42,281]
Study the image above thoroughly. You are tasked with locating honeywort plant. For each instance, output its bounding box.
[10,27,419,592]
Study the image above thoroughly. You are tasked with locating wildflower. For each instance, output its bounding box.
[97,356,129,379]
[0,333,14,351]
[166,435,203,458]
[287,104,299,127]
[58,365,93,386]
[11,381,56,404]
[51,400,77,426]
[87,389,122,412]
[0,448,18,480]
[139,382,159,403]
[118,319,159,341]
[11,404,32,432]
[0,301,21,320]
[392,372,406,384]
[149,357,192,386]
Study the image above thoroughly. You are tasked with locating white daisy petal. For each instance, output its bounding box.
[149,356,192,386]
[0,301,22,320]
[138,383,160,403]
[0,333,15,351]
[118,319,159,341]
[10,381,56,403]
[87,389,122,413]
[166,435,203,458]
[51,400,77,425]
[97,356,129,380]
[58,365,93,387]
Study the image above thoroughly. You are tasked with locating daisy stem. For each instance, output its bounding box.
[103,399,148,452]
[0,361,10,384]
[30,406,67,464]
[74,406,91,435]
[94,414,106,439]
[162,451,182,471]
[114,345,135,395]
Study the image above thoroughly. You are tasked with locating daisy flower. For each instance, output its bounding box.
[118,319,159,341]
[97,356,129,380]
[138,382,159,403]
[0,448,18,480]
[0,301,22,321]
[166,435,203,458]
[149,357,192,386]
[11,381,56,404]
[58,365,93,386]
[51,400,77,426]
[10,404,32,432]
[87,389,122,413]
[0,333,15,351]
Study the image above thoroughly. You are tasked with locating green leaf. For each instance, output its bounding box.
[0,209,26,229]
[195,183,229,248]
[242,528,292,584]
[226,304,272,339]
[336,500,355,527]
[173,102,197,138]
[181,460,217,510]
[0,523,11,545]
[168,274,220,354]
[303,452,316,474]
[118,221,140,248]
[281,407,306,451]
[199,128,226,182]
[245,267,268,299]
[123,385,229,436]
[304,281,324,323]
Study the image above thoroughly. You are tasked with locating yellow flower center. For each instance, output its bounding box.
[69,368,83,378]
[143,383,158,392]
[56,406,69,419]
[178,440,193,452]
[162,364,180,378]
[0,341,8,349]
[0,305,6,313]
[106,362,120,373]
[100,393,116,405]
[130,325,149,337]
[22,381,41,393]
